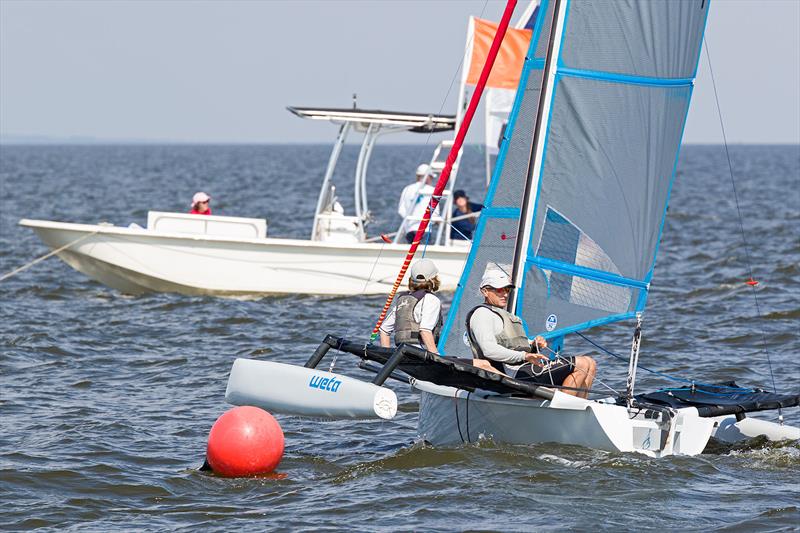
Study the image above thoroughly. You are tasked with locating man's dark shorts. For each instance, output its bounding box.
[512,355,576,386]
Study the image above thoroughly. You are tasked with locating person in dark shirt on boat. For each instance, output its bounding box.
[190,192,212,215]
[379,259,442,354]
[450,189,483,240]
[465,268,597,398]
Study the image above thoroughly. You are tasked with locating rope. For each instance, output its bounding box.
[574,331,753,393]
[0,228,102,282]
[703,37,781,419]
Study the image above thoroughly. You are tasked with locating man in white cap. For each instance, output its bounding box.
[397,163,438,244]
[466,267,597,398]
[379,258,442,353]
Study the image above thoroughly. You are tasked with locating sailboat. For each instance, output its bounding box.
[223,0,799,457]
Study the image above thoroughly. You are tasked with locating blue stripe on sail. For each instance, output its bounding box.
[535,312,638,340]
[558,67,694,87]
[484,64,543,203]
[481,207,520,218]
[527,256,650,290]
[438,5,548,352]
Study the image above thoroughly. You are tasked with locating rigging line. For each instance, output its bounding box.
[340,239,389,357]
[573,331,753,392]
[548,350,620,396]
[0,228,103,282]
[703,37,779,401]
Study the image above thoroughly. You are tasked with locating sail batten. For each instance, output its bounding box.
[441,0,710,357]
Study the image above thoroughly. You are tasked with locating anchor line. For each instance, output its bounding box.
[0,228,102,282]
[704,37,780,419]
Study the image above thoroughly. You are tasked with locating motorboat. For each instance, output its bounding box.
[20,108,472,296]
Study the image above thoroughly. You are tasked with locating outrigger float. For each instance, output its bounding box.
[223,0,800,457]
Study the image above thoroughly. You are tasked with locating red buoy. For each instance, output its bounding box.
[206,406,284,477]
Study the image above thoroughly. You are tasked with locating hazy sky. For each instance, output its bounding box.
[1,0,798,144]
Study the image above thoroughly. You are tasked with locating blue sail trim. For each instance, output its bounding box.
[558,67,694,87]
[480,207,521,219]
[527,256,650,290]
[537,312,638,341]
[438,3,549,352]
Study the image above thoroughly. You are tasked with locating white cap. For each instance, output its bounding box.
[192,191,211,206]
[416,163,431,177]
[480,268,513,289]
[410,258,438,282]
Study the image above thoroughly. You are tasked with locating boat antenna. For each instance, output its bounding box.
[703,36,781,422]
[370,0,519,341]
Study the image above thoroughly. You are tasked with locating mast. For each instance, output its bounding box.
[508,0,567,314]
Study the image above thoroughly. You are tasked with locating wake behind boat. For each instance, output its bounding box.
[221,0,800,457]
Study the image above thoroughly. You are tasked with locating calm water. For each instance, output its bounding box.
[1,144,798,531]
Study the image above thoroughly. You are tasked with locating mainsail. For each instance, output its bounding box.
[441,0,710,358]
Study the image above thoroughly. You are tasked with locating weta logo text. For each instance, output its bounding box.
[309,375,342,392]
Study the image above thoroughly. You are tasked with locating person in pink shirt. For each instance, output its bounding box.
[190,192,212,215]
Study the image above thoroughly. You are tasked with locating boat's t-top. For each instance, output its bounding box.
[288,106,462,246]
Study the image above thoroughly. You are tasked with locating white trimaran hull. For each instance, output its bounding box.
[415,381,798,456]
[20,219,468,296]
[224,358,799,458]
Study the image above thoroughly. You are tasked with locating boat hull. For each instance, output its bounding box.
[20,219,469,296]
[415,380,718,457]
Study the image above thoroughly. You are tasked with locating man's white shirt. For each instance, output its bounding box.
[398,181,439,234]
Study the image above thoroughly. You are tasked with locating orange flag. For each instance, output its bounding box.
[466,18,532,90]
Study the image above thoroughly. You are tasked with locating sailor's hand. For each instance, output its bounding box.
[524,352,549,366]
[532,336,547,351]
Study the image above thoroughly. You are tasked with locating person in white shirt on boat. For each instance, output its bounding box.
[466,268,597,398]
[379,259,442,354]
[397,164,438,244]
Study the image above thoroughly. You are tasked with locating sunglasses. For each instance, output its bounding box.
[487,286,511,294]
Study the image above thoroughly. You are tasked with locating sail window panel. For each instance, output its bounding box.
[537,206,624,276]
[521,266,639,337]
[560,0,708,80]
[543,269,632,314]
[490,68,543,208]
[531,75,690,281]
[441,218,520,359]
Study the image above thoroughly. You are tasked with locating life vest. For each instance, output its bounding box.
[394,290,442,346]
[465,304,531,371]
